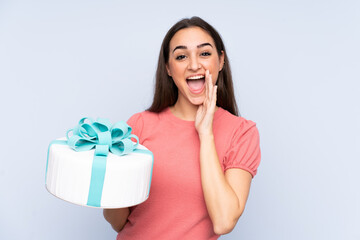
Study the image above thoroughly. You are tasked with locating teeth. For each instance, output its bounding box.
[187,75,204,80]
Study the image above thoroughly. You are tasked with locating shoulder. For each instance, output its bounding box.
[217,108,261,176]
[127,109,166,130]
[215,107,257,135]
[128,110,162,123]
[127,110,164,141]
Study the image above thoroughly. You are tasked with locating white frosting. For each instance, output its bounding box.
[46,138,153,208]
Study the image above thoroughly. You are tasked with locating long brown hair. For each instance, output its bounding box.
[146,16,239,116]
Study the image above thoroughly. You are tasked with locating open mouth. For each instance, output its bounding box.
[186,75,205,93]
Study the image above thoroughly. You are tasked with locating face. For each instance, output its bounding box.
[166,27,224,106]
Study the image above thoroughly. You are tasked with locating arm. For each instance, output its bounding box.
[103,208,130,232]
[195,70,253,235]
[199,134,252,235]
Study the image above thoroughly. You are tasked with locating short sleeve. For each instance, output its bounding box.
[126,112,144,143]
[223,121,261,178]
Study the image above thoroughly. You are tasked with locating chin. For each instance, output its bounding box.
[189,97,205,106]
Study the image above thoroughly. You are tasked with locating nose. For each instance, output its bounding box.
[188,56,201,71]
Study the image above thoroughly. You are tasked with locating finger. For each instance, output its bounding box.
[205,70,210,104]
[203,71,210,109]
[208,73,213,103]
[211,85,218,109]
[209,82,216,108]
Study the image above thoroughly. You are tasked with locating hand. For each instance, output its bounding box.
[195,69,218,138]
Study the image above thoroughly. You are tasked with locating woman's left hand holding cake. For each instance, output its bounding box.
[103,208,130,232]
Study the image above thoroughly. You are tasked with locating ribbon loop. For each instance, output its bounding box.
[111,121,132,141]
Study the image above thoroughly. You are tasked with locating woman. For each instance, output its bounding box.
[104,16,261,239]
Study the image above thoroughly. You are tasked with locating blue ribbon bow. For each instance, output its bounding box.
[67,117,139,157]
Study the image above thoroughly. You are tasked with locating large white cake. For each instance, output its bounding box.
[45,137,154,208]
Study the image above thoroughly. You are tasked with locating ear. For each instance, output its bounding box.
[166,63,172,77]
[219,50,225,71]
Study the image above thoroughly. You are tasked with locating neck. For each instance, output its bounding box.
[169,97,218,121]
[170,100,198,121]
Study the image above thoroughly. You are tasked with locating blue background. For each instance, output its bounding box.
[1,0,359,239]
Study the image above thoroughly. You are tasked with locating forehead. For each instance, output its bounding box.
[169,27,215,49]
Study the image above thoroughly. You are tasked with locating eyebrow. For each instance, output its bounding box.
[172,42,213,53]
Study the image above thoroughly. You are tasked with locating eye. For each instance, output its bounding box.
[175,55,186,60]
[201,51,211,57]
